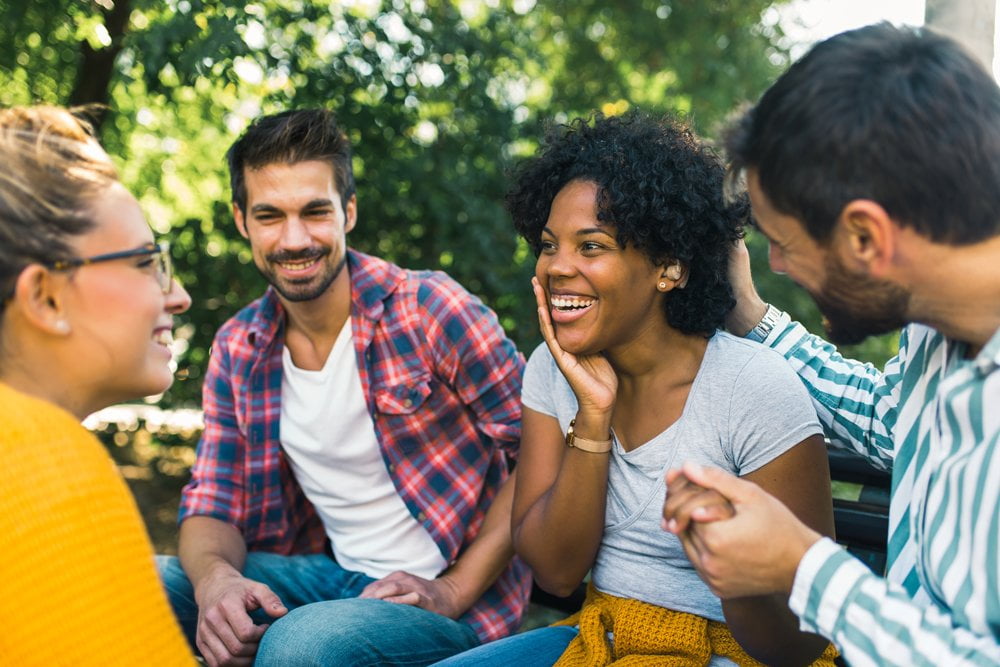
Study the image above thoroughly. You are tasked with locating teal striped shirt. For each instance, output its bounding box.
[762,313,1000,665]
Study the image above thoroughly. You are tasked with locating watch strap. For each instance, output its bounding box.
[565,418,613,453]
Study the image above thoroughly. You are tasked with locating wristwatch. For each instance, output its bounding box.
[565,418,613,454]
[746,303,781,343]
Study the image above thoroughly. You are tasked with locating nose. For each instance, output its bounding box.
[279,216,311,250]
[767,242,787,276]
[165,278,192,314]
[539,246,575,280]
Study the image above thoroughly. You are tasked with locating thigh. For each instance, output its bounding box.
[430,626,578,667]
[239,551,375,608]
[255,598,481,667]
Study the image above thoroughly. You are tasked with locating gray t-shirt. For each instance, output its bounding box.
[522,331,822,626]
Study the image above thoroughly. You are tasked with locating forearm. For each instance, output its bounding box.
[178,515,248,596]
[793,539,1000,666]
[722,595,828,666]
[437,470,518,614]
[513,426,610,596]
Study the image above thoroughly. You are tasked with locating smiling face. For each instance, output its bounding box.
[747,169,909,344]
[235,160,357,304]
[61,182,191,407]
[535,180,668,355]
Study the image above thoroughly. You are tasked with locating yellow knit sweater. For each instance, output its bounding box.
[553,585,838,666]
[0,382,194,665]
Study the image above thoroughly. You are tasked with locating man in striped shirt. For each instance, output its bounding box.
[663,24,1000,665]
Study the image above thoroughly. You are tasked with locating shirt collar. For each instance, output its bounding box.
[242,248,405,348]
[973,323,1000,374]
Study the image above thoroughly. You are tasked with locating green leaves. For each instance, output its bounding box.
[2,0,842,408]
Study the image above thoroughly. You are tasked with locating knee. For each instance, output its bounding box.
[256,606,342,667]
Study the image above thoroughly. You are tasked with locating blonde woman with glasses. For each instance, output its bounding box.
[0,106,194,664]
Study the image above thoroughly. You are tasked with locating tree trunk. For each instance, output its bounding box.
[69,0,133,130]
[925,0,995,73]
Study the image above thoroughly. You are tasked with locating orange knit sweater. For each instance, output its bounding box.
[0,382,194,665]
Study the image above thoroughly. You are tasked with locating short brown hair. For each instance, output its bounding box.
[226,109,355,214]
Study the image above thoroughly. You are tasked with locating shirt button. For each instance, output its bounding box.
[417,512,427,522]
[403,398,413,408]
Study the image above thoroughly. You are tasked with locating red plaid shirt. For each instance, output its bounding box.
[180,249,530,642]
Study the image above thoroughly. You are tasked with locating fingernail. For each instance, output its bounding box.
[667,519,677,533]
[660,518,669,531]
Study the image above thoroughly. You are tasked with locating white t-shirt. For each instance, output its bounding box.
[279,318,447,579]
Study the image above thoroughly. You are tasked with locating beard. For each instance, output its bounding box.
[811,253,910,345]
[256,246,347,302]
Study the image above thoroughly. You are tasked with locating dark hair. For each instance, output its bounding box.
[227,109,356,213]
[507,111,747,336]
[725,23,1000,245]
[0,106,117,308]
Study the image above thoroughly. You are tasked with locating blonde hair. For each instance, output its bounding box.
[0,106,119,304]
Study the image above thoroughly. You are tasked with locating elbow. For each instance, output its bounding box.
[736,634,828,667]
[532,572,585,599]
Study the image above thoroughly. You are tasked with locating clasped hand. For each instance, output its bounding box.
[662,462,821,599]
[195,571,287,667]
[359,570,465,618]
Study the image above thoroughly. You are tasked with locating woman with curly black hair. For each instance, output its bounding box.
[434,112,837,666]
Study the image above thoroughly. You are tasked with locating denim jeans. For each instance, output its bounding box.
[430,626,578,666]
[157,552,480,666]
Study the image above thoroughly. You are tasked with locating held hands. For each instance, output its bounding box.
[359,570,466,619]
[662,462,821,599]
[662,469,735,533]
[194,570,287,667]
[532,277,617,415]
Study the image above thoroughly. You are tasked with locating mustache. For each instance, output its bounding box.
[266,247,329,263]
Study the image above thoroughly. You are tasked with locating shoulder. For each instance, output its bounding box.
[713,331,804,386]
[701,332,814,418]
[0,383,86,442]
[523,342,571,412]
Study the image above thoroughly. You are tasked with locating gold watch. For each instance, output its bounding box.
[565,418,613,453]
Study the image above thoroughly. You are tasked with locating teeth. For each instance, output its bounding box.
[154,330,173,346]
[551,296,595,310]
[279,258,318,270]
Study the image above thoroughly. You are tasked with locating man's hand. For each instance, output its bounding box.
[359,570,466,619]
[662,468,735,534]
[724,239,769,337]
[662,462,822,599]
[194,570,287,667]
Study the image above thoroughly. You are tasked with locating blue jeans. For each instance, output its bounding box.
[430,626,578,666]
[157,553,480,666]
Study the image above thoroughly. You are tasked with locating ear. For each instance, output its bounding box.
[11,265,73,336]
[657,260,689,291]
[344,194,358,234]
[835,200,897,278]
[233,204,249,239]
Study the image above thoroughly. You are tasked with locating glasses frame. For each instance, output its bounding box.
[47,241,173,294]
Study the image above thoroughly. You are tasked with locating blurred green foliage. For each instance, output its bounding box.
[0,0,898,416]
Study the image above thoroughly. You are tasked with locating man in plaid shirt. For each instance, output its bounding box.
[158,109,530,666]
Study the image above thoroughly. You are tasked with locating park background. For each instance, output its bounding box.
[2,0,982,576]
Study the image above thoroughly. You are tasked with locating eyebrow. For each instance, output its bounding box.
[541,226,615,239]
[250,199,335,214]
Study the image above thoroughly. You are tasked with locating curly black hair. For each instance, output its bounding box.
[506,111,748,336]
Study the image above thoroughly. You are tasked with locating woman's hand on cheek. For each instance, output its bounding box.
[532,276,617,416]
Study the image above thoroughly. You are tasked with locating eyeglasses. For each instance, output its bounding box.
[47,241,174,294]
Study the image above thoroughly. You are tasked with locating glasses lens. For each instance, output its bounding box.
[157,243,173,293]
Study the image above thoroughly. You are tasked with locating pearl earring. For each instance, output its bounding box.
[658,281,668,290]
[54,320,70,334]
